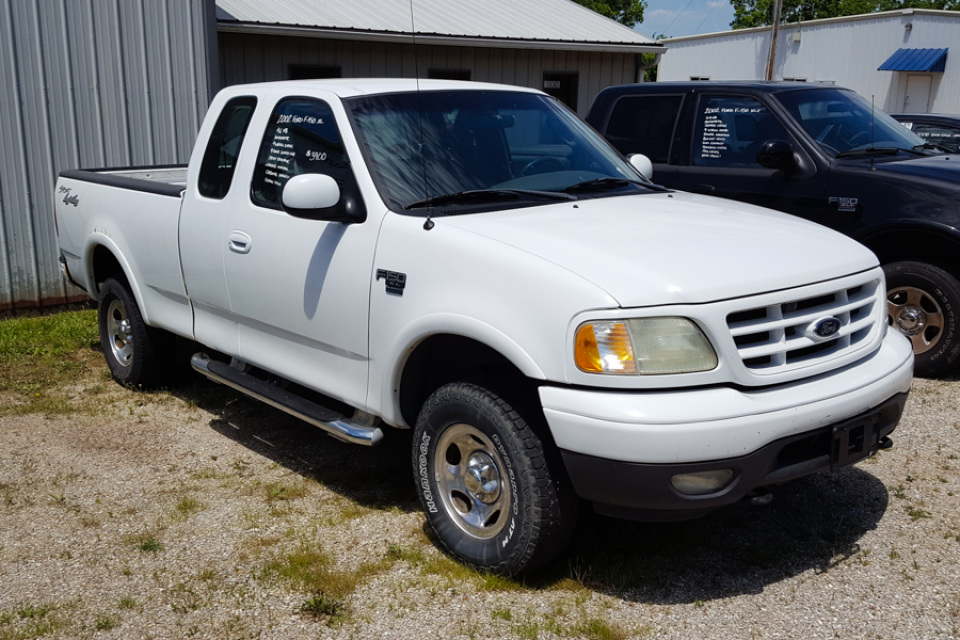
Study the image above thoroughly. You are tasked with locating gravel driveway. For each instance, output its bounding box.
[1,368,957,639]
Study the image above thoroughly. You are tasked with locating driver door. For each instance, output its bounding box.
[671,94,827,225]
[222,96,376,408]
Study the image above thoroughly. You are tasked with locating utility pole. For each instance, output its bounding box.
[765,0,783,81]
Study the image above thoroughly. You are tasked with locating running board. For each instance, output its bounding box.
[190,353,383,446]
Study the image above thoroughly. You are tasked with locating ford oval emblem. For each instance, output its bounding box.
[808,317,842,340]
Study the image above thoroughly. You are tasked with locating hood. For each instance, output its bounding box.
[439,191,879,308]
[872,153,960,183]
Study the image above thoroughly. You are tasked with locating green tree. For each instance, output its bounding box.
[731,0,958,29]
[574,0,647,27]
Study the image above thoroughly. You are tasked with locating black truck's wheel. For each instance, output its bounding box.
[885,261,960,378]
[412,382,575,575]
[98,277,173,388]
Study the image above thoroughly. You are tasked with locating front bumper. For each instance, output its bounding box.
[561,392,906,520]
[540,330,913,519]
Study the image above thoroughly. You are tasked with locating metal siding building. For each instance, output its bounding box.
[658,10,960,114]
[215,0,660,115]
[218,32,644,115]
[0,0,218,313]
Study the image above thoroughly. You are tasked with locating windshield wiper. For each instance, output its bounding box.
[561,177,666,194]
[405,188,574,210]
[835,146,913,159]
[913,142,948,154]
[562,177,637,193]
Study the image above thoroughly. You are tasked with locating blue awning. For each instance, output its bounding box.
[878,48,948,72]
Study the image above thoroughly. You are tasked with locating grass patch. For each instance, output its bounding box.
[300,591,348,624]
[906,506,931,522]
[259,540,397,625]
[0,602,72,639]
[264,481,309,503]
[0,310,104,416]
[94,614,120,631]
[172,496,204,522]
[125,532,165,553]
[570,618,630,640]
[491,607,513,621]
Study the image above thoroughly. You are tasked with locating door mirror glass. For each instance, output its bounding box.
[756,140,796,171]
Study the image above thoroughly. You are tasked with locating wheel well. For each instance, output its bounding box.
[864,229,960,278]
[91,245,126,294]
[398,335,543,430]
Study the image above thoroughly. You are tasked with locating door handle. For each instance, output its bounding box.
[227,231,252,254]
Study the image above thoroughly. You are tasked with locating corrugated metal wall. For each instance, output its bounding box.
[218,32,639,115]
[658,11,960,114]
[0,0,217,313]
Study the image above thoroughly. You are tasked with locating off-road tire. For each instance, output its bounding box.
[885,261,960,378]
[412,382,576,575]
[98,276,174,388]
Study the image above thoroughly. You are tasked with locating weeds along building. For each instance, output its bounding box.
[1,0,661,312]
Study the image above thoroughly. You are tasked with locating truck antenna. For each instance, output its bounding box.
[409,0,434,230]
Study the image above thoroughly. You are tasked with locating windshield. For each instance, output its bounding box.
[776,88,933,158]
[346,90,654,212]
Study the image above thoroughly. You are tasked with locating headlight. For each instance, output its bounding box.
[575,317,718,375]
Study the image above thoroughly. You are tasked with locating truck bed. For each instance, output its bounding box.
[60,165,187,197]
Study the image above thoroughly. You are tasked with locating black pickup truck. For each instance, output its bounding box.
[587,81,960,377]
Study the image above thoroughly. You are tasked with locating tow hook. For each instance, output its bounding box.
[879,437,893,450]
[749,492,773,507]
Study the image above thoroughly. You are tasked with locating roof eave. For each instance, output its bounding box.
[216,22,663,53]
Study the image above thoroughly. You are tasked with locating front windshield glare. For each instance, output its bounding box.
[347,90,647,211]
[777,88,930,157]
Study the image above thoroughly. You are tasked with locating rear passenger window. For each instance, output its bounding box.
[251,97,358,210]
[198,96,257,199]
[604,95,683,163]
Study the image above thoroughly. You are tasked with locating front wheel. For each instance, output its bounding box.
[885,261,960,378]
[98,277,173,388]
[413,382,575,575]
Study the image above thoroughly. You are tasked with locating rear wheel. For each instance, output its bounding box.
[98,277,173,388]
[885,261,960,378]
[413,382,575,575]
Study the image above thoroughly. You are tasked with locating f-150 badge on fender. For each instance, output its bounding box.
[828,196,859,213]
[376,269,406,295]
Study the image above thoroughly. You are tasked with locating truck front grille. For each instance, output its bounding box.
[725,278,883,375]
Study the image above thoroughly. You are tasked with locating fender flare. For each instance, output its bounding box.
[374,313,547,428]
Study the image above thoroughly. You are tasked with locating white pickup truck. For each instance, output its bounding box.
[56,79,913,575]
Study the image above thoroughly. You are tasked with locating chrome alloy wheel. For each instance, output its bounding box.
[105,299,135,367]
[888,285,944,354]
[435,423,511,540]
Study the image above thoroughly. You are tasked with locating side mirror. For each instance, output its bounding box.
[756,140,796,171]
[280,174,366,223]
[627,153,654,181]
[282,174,341,216]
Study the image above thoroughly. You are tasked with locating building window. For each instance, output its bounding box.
[289,65,342,80]
[689,76,710,81]
[783,77,808,82]
[542,72,579,110]
[428,69,471,81]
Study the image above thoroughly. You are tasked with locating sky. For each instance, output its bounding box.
[635,0,737,38]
